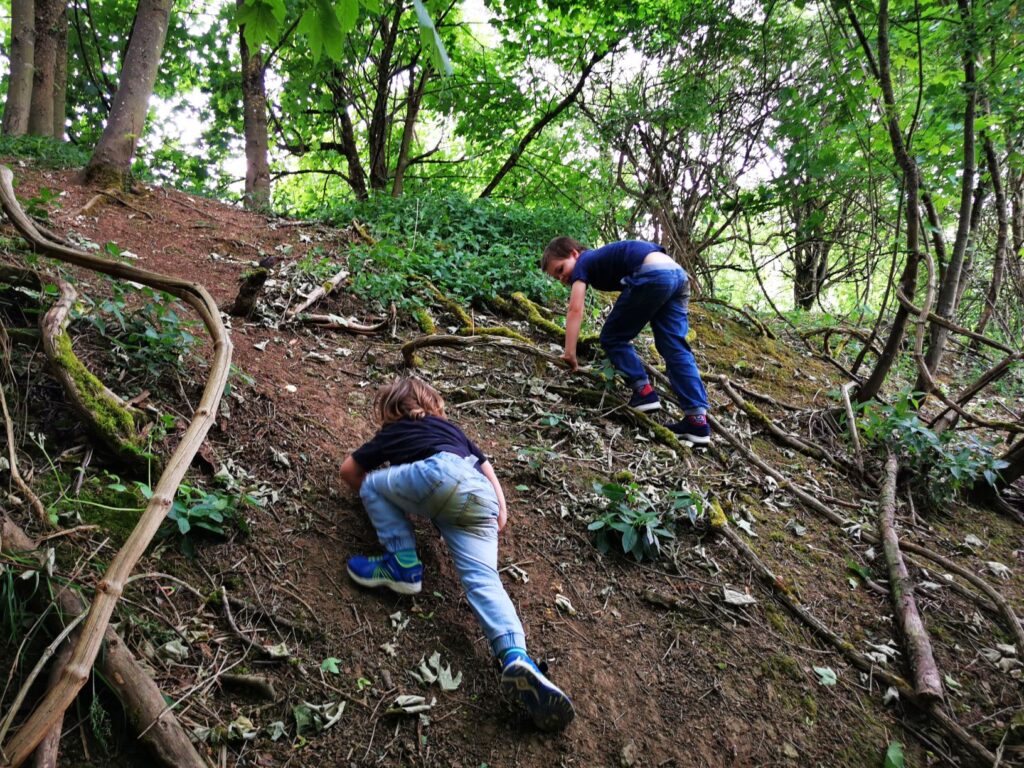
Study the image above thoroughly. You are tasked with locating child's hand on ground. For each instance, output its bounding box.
[560,351,579,371]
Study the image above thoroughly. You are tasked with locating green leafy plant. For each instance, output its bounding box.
[857,391,1009,507]
[587,481,703,562]
[141,482,254,556]
[74,280,198,387]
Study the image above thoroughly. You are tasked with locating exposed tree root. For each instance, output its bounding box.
[40,275,148,466]
[713,374,855,474]
[400,332,565,369]
[32,641,73,768]
[0,516,211,768]
[0,165,230,768]
[878,452,943,702]
[1,328,49,526]
[708,412,1024,653]
[713,519,996,765]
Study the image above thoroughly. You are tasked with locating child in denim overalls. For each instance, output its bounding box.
[339,377,575,730]
[540,237,712,445]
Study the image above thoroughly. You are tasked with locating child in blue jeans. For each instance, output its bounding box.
[339,377,575,731]
[540,237,712,445]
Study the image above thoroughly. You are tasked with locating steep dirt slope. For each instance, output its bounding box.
[1,165,1021,768]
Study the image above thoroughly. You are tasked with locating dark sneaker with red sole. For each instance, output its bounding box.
[669,414,712,445]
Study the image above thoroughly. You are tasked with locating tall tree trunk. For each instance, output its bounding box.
[239,1,270,210]
[81,0,173,188]
[915,0,977,392]
[28,0,62,136]
[51,2,68,140]
[853,0,922,404]
[368,4,404,193]
[391,65,428,197]
[2,0,36,135]
[972,134,1008,342]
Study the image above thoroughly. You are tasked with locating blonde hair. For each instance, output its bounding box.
[373,377,446,425]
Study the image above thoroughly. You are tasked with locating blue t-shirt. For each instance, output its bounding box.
[351,415,487,474]
[570,240,665,292]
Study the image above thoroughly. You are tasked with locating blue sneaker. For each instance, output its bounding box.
[501,654,575,731]
[628,385,661,413]
[346,553,423,595]
[669,414,712,446]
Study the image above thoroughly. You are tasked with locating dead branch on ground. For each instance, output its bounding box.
[878,452,943,702]
[285,267,349,318]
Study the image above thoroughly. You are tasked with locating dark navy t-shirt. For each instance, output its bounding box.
[570,240,664,292]
[351,415,487,474]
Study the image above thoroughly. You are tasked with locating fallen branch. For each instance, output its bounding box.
[31,640,73,768]
[708,412,1024,653]
[0,165,230,768]
[401,332,565,369]
[0,516,210,768]
[714,519,995,765]
[285,267,349,318]
[840,382,863,471]
[878,452,943,703]
[294,310,391,334]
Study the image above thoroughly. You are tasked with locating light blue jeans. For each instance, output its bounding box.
[359,452,526,657]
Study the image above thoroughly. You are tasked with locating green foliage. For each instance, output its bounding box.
[0,135,90,168]
[74,280,199,389]
[139,481,254,557]
[857,391,1009,507]
[22,187,61,221]
[331,193,594,308]
[587,481,703,562]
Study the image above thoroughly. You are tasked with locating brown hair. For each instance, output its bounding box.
[373,377,446,425]
[539,236,586,272]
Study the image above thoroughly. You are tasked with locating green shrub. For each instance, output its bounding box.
[0,135,90,168]
[588,481,703,562]
[857,391,1008,507]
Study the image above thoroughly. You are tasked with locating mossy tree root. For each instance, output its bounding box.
[40,276,148,467]
[713,374,856,474]
[0,165,231,768]
[504,291,599,348]
[400,332,565,370]
[714,519,995,765]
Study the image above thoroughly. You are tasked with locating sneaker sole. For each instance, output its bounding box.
[346,567,423,595]
[501,662,576,731]
[630,402,662,413]
[676,433,712,446]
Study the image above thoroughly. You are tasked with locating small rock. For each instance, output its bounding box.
[620,740,638,767]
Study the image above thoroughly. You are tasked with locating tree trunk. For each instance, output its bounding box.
[337,105,368,199]
[915,0,977,392]
[391,65,428,197]
[81,0,173,188]
[368,4,404,193]
[51,2,68,140]
[2,0,36,136]
[239,0,270,210]
[853,0,922,404]
[28,0,62,136]
[971,134,1007,343]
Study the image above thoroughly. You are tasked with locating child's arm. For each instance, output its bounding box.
[561,281,587,371]
[479,460,508,531]
[340,455,368,492]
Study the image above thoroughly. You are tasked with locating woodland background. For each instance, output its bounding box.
[0,0,1022,766]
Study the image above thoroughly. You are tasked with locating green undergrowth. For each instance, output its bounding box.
[0,135,91,169]
[323,193,595,309]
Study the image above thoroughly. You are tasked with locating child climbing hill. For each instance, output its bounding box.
[540,237,712,445]
[338,377,576,731]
